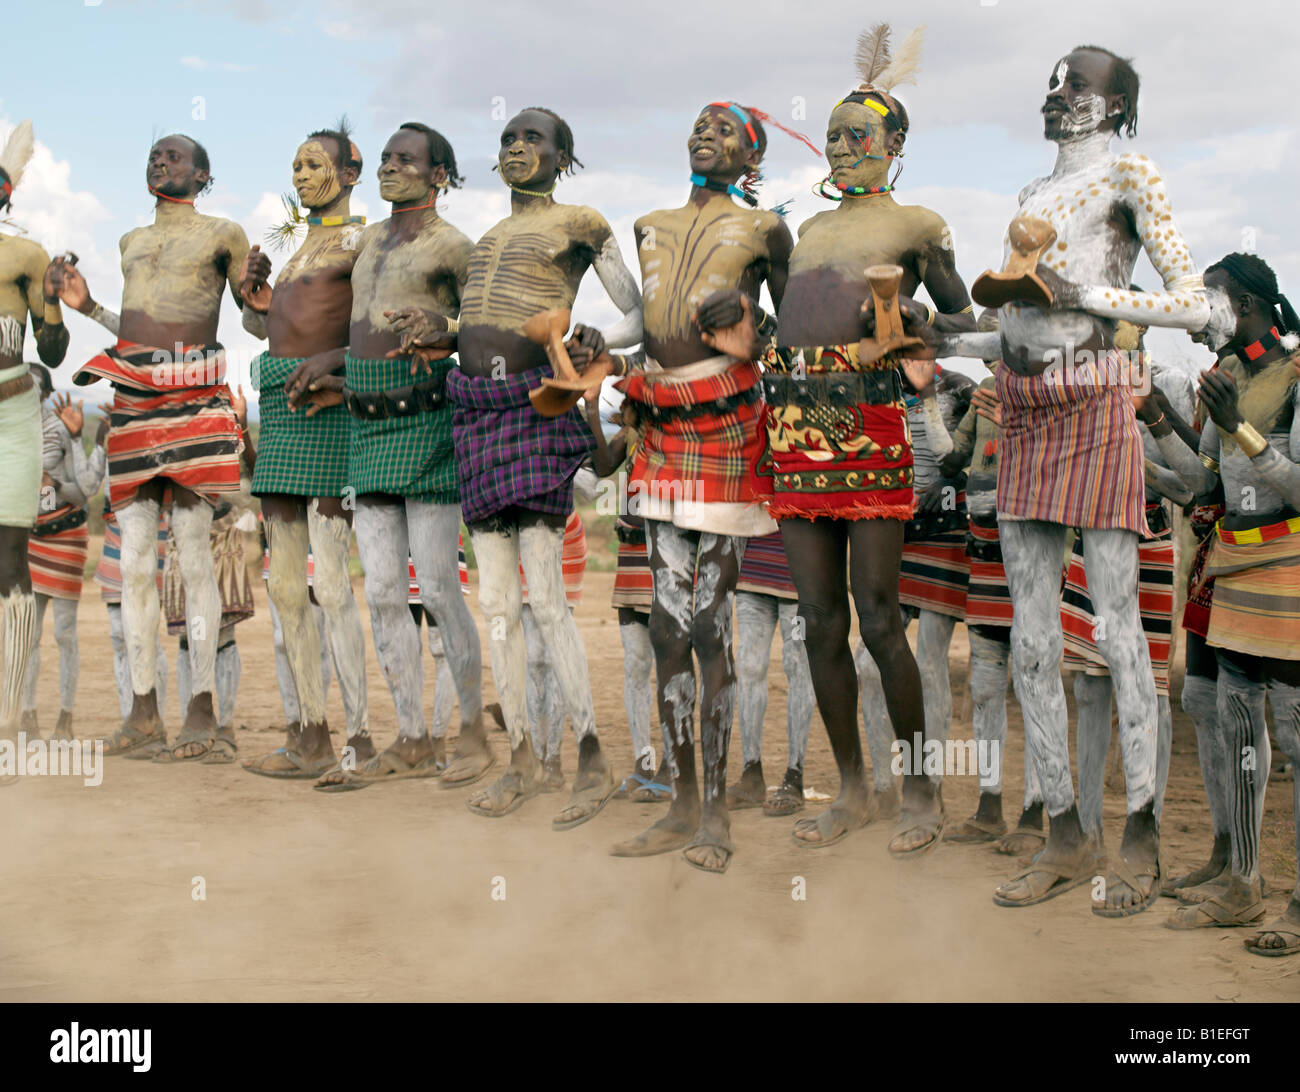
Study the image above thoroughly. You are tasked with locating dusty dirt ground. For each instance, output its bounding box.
[2,567,1296,1002]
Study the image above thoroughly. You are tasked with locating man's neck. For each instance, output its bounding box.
[153,197,198,222]
[1050,129,1113,177]
[307,191,353,226]
[509,183,556,215]
[1230,322,1288,373]
[390,191,438,218]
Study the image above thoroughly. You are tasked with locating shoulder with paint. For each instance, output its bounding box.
[1016,175,1050,208]
[561,203,615,250]
[5,233,51,274]
[794,208,835,238]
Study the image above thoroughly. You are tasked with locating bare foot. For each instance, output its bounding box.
[793,786,874,848]
[612,795,700,857]
[467,740,540,818]
[1092,808,1160,917]
[683,811,733,874]
[726,760,766,810]
[553,737,615,830]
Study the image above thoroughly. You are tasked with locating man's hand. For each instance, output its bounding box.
[901,357,937,395]
[694,291,760,360]
[971,385,1002,427]
[915,482,947,515]
[859,293,943,353]
[45,253,93,314]
[1034,264,1083,310]
[230,383,248,428]
[383,307,455,376]
[239,245,273,313]
[286,352,345,412]
[95,409,110,447]
[1198,368,1243,433]
[298,374,344,418]
[566,323,607,373]
[52,391,83,437]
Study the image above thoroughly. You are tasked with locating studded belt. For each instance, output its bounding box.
[342,373,448,420]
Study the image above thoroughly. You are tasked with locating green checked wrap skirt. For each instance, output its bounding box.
[251,352,351,497]
[345,353,458,503]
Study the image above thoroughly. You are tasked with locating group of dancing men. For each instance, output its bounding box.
[0,27,1296,958]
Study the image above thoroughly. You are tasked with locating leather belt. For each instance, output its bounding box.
[762,369,902,408]
[342,372,448,420]
[33,506,88,536]
[0,371,35,404]
[637,382,760,423]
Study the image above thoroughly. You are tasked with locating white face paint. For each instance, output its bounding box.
[1057,93,1108,138]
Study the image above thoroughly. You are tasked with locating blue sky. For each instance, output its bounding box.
[7,0,1299,412]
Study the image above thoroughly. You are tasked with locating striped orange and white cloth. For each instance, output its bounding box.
[996,356,1148,536]
[73,340,242,509]
[611,519,653,612]
[1205,517,1300,661]
[899,496,971,619]
[520,510,587,608]
[28,505,88,600]
[1061,505,1174,696]
[964,517,1013,631]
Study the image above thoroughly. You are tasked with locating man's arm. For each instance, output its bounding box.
[1070,155,1209,331]
[1144,458,1193,506]
[941,400,979,478]
[764,217,794,313]
[588,229,643,351]
[223,222,253,311]
[1148,411,1220,495]
[29,243,69,366]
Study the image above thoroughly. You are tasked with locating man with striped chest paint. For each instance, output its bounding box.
[926,45,1219,917]
[445,108,642,829]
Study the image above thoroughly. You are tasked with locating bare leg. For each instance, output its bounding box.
[1075,672,1114,845]
[308,499,370,748]
[619,611,655,777]
[518,517,612,830]
[114,497,165,748]
[169,500,220,756]
[774,598,814,810]
[948,628,1010,843]
[1246,680,1300,955]
[1170,636,1230,891]
[855,637,901,815]
[993,520,1091,907]
[612,520,701,856]
[916,608,958,781]
[730,590,777,808]
[1083,527,1160,914]
[19,592,49,731]
[408,499,483,748]
[51,597,79,734]
[466,518,536,811]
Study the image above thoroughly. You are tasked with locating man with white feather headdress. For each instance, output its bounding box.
[0,119,70,785]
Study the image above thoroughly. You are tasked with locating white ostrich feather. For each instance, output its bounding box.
[874,26,924,92]
[0,120,35,189]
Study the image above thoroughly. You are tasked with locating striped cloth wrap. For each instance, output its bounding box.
[73,340,242,509]
[736,529,797,600]
[995,354,1148,535]
[29,504,88,600]
[345,353,457,503]
[251,352,350,498]
[445,364,591,526]
[617,358,771,508]
[1205,515,1300,661]
[964,515,1013,631]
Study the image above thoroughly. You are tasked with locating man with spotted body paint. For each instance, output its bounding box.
[925,45,1219,917]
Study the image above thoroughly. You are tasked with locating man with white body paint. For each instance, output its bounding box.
[62,134,249,763]
[1069,330,1195,851]
[444,107,640,827]
[0,120,70,784]
[921,46,1215,916]
[287,123,490,791]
